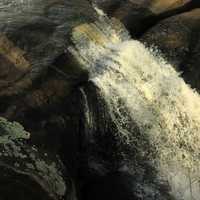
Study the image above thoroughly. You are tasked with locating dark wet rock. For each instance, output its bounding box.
[0,0,95,155]
[0,117,72,200]
[82,171,174,200]
[94,0,197,15]
[90,0,125,15]
[82,172,140,200]
[0,5,99,200]
[141,8,200,70]
[181,36,200,91]
[92,0,200,37]
[0,0,97,98]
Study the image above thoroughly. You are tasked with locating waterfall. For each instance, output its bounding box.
[69,16,200,200]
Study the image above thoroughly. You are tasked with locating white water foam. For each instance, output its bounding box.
[70,18,200,199]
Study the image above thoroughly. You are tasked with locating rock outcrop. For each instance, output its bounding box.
[141,8,200,70]
[92,0,200,36]
[0,117,71,200]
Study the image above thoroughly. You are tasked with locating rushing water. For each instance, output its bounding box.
[70,16,200,200]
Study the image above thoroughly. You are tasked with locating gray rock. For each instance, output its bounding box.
[0,117,72,200]
[92,0,198,36]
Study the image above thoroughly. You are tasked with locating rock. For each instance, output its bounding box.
[0,0,96,153]
[90,0,125,15]
[0,0,97,98]
[141,8,200,70]
[92,0,200,36]
[181,36,200,91]
[82,171,173,200]
[0,117,72,200]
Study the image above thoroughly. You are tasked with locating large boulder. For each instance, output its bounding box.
[92,0,200,36]
[141,8,200,70]
[0,0,96,98]
[0,0,96,156]
[0,117,72,200]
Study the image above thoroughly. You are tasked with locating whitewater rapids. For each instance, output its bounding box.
[69,16,200,200]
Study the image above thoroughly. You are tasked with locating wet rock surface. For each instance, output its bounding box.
[1,0,200,200]
[92,0,200,36]
[141,8,200,70]
[182,37,200,91]
[0,0,96,98]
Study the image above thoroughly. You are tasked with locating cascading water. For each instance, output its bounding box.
[69,15,200,200]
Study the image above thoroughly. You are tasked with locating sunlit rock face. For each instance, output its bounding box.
[0,117,70,200]
[69,16,200,200]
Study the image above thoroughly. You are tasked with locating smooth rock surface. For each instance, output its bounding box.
[92,0,200,36]
[0,0,97,97]
[141,8,200,70]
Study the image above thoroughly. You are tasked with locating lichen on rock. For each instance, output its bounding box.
[0,117,68,200]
